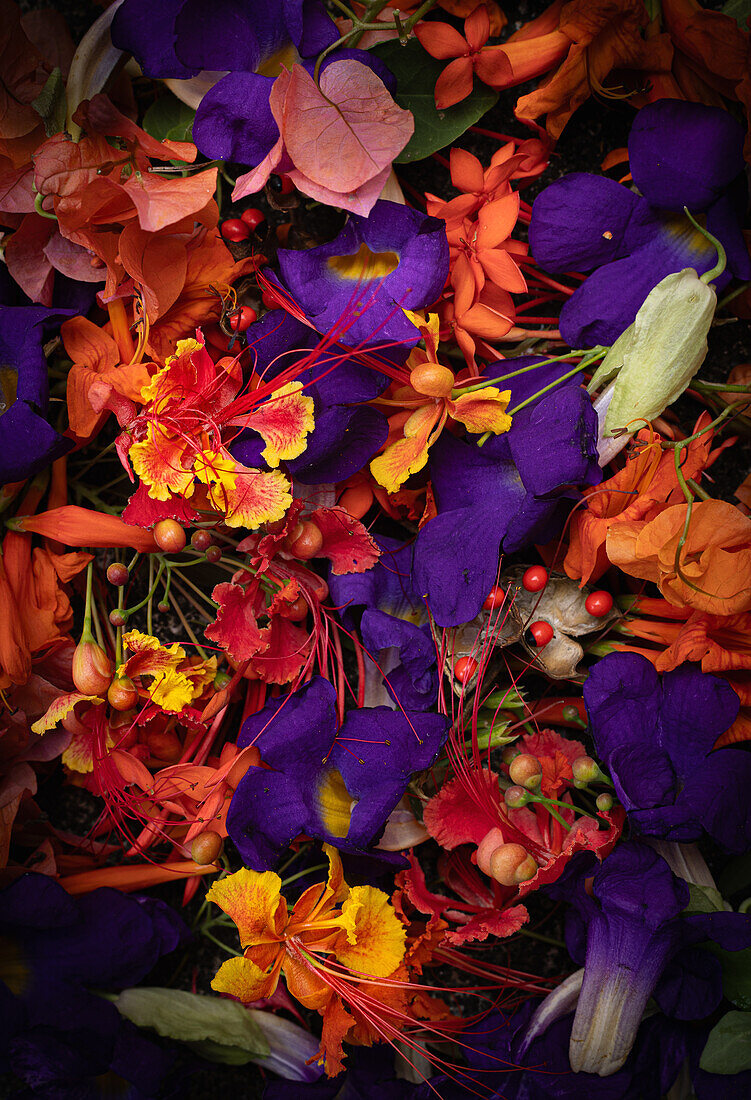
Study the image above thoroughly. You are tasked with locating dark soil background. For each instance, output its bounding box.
[5,1,751,1097]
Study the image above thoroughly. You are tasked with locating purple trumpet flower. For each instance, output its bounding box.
[584,653,750,851]
[275,201,449,349]
[529,99,750,347]
[226,676,448,868]
[531,842,751,1077]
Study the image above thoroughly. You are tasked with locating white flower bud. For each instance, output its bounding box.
[589,268,716,437]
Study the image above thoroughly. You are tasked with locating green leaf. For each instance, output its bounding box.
[370,39,498,163]
[32,67,67,138]
[722,0,751,27]
[700,1011,751,1074]
[684,883,730,914]
[709,946,751,1010]
[142,95,195,143]
[113,987,269,1063]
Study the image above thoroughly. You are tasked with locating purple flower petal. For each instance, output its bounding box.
[628,99,746,212]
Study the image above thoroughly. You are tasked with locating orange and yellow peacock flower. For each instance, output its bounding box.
[121,334,314,528]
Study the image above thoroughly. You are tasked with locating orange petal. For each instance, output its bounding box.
[435,57,475,109]
[414,21,467,59]
[370,404,446,494]
[129,424,194,501]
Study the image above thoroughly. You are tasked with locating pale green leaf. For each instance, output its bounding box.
[699,1011,751,1074]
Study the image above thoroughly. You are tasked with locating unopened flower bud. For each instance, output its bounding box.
[572,756,602,786]
[213,670,232,690]
[191,830,224,865]
[504,784,531,809]
[508,753,542,790]
[488,843,538,887]
[107,675,138,711]
[501,744,521,765]
[106,562,129,586]
[109,609,127,628]
[153,519,186,553]
[286,520,323,560]
[596,792,614,813]
[475,827,505,876]
[72,639,113,695]
[409,361,454,398]
[591,266,717,438]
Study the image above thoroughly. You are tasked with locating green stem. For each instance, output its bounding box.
[518,927,565,949]
[683,206,726,284]
[456,349,599,396]
[507,357,602,416]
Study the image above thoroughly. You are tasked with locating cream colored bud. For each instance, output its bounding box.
[590,268,716,437]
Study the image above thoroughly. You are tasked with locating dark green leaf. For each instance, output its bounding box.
[32,67,67,137]
[142,95,195,143]
[370,39,498,163]
[699,1011,751,1074]
[719,852,751,898]
[722,0,751,27]
[709,946,751,1010]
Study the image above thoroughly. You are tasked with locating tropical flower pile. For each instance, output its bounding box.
[2,0,751,1096]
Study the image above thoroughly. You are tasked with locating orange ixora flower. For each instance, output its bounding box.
[414,3,512,108]
[607,499,751,616]
[209,846,413,1073]
[369,314,513,493]
[446,190,528,300]
[120,333,314,529]
[426,141,549,226]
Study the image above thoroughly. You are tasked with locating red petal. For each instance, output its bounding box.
[310,506,380,575]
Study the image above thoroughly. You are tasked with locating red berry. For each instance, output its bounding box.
[106,562,129,587]
[261,289,282,310]
[190,529,213,552]
[221,218,251,242]
[527,621,554,647]
[482,585,505,611]
[453,656,478,684]
[205,545,222,564]
[154,519,186,553]
[228,306,257,332]
[585,590,614,617]
[269,173,295,195]
[522,566,548,592]
[240,207,266,231]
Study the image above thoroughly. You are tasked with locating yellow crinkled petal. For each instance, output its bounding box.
[335,886,406,977]
[193,449,239,494]
[122,630,186,660]
[140,337,202,404]
[129,424,194,501]
[31,692,102,735]
[206,867,286,948]
[370,404,445,494]
[246,382,315,468]
[147,666,195,713]
[449,387,512,435]
[211,954,280,1003]
[213,466,292,529]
